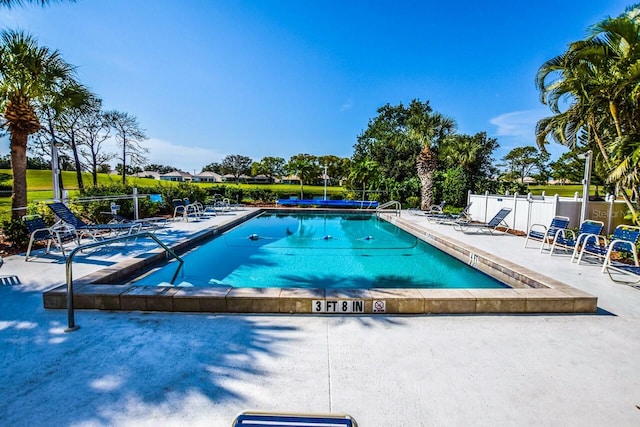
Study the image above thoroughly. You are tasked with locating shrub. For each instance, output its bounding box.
[1,218,29,247]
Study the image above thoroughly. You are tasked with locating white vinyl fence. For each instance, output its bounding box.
[467,191,629,235]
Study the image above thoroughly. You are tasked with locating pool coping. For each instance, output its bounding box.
[43,209,598,314]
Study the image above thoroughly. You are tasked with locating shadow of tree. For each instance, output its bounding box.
[0,286,299,425]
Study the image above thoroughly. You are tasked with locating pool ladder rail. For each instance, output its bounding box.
[376,200,401,217]
[64,231,184,332]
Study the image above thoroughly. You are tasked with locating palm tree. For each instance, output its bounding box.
[0,30,78,219]
[411,112,455,210]
[349,159,379,201]
[535,4,640,217]
[286,155,318,199]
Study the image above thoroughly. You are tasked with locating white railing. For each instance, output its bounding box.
[376,200,401,216]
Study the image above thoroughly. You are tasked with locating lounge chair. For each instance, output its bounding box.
[23,214,78,261]
[523,215,570,252]
[575,224,640,271]
[232,410,358,426]
[453,207,512,234]
[409,200,446,216]
[47,202,141,240]
[426,202,473,224]
[604,262,640,285]
[548,219,604,260]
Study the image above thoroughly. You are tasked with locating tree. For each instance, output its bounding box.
[286,154,319,198]
[221,154,252,183]
[353,102,423,203]
[407,101,456,209]
[349,158,379,201]
[144,164,175,174]
[201,162,222,174]
[105,110,148,184]
[76,98,114,186]
[501,146,549,183]
[0,30,78,219]
[254,156,285,181]
[536,4,640,217]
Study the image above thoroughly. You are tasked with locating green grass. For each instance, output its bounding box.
[527,184,602,197]
[0,169,347,221]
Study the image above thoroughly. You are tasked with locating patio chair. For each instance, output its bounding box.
[231,410,358,426]
[453,207,512,234]
[523,215,570,252]
[426,202,473,224]
[46,202,141,240]
[184,197,216,217]
[172,198,201,221]
[23,214,78,261]
[575,224,640,272]
[548,219,604,260]
[408,201,446,216]
[604,262,640,285]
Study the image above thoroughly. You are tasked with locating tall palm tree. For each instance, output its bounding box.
[0,30,77,219]
[411,111,455,210]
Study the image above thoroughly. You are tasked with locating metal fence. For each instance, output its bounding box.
[467,191,629,235]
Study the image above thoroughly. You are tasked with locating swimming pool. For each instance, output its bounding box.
[132,212,508,289]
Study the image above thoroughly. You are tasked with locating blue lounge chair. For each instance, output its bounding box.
[523,215,571,252]
[23,214,78,261]
[575,224,640,272]
[47,202,141,240]
[453,207,512,234]
[232,411,358,426]
[548,219,604,260]
[604,262,640,285]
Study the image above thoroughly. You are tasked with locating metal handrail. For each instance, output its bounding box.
[64,231,184,332]
[376,200,401,216]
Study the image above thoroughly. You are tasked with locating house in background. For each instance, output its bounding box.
[160,171,193,182]
[132,171,161,180]
[280,175,301,185]
[246,174,274,184]
[193,171,223,183]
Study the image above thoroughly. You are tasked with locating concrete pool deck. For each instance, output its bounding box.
[1,208,640,425]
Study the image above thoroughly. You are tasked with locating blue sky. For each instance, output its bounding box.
[0,0,633,172]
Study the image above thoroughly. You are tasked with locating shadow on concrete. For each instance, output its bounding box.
[0,284,298,426]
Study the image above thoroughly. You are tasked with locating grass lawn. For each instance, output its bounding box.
[0,169,346,221]
[527,184,602,197]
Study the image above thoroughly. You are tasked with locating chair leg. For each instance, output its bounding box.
[25,236,35,262]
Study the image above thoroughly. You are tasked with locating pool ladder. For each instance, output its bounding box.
[376,200,401,217]
[63,231,184,332]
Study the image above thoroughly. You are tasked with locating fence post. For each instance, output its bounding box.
[553,194,560,216]
[607,194,614,234]
[62,190,69,205]
[133,187,139,220]
[512,192,518,231]
[526,193,532,233]
[484,191,489,223]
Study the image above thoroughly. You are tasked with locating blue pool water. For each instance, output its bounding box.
[133,212,508,289]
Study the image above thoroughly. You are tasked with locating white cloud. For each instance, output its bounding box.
[489,109,548,138]
[339,98,353,112]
